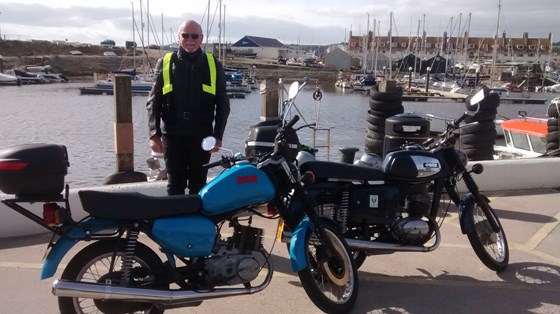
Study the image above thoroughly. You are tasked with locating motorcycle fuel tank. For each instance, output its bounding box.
[199,162,276,215]
[382,150,442,181]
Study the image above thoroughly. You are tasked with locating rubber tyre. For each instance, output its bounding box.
[460,121,496,134]
[297,222,359,313]
[548,125,559,133]
[366,121,385,133]
[545,141,559,150]
[59,241,165,314]
[364,137,384,155]
[464,111,497,124]
[545,131,559,143]
[466,199,509,272]
[366,129,385,140]
[366,112,387,127]
[547,103,560,118]
[460,130,497,143]
[546,118,558,127]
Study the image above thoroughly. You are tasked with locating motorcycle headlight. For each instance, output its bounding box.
[456,149,468,167]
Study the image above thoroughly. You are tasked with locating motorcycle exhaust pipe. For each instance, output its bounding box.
[282,229,441,253]
[52,267,273,304]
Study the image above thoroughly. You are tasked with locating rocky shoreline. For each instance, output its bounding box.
[0,39,339,83]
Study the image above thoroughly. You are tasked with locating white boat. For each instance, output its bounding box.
[0,72,19,85]
[24,65,69,83]
[493,113,548,159]
[414,112,505,137]
[4,69,48,84]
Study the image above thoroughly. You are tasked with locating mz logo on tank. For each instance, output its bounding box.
[236,175,258,184]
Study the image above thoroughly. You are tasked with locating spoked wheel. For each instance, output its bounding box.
[466,200,509,272]
[297,222,358,313]
[314,202,368,269]
[58,240,166,314]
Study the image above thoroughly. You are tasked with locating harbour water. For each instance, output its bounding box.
[1,82,556,188]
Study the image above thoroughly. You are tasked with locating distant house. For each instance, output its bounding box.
[324,48,352,70]
[231,35,285,59]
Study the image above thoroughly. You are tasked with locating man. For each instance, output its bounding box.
[147,20,230,195]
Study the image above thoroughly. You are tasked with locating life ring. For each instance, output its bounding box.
[313,89,323,101]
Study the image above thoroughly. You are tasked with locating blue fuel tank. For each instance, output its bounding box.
[199,161,276,215]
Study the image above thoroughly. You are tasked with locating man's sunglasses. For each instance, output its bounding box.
[180,33,200,40]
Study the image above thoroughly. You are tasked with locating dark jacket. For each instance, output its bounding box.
[147,47,230,140]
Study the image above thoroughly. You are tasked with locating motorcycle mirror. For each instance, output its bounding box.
[201,136,216,151]
[288,81,299,99]
[465,86,488,114]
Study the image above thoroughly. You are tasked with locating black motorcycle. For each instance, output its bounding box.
[283,87,509,272]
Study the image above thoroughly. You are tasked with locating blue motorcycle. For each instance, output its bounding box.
[0,116,358,313]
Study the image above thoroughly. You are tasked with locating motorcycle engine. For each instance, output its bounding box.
[205,254,260,286]
[392,217,431,244]
[204,223,264,286]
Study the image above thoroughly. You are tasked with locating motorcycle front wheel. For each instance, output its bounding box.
[297,222,359,313]
[58,240,166,314]
[466,199,509,272]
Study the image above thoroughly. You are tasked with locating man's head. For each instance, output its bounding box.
[177,20,203,53]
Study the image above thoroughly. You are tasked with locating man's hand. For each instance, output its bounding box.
[150,136,164,153]
[211,138,222,153]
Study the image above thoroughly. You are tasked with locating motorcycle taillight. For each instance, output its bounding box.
[43,203,62,227]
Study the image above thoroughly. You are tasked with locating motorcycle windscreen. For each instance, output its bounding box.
[199,162,276,215]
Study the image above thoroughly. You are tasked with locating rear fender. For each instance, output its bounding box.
[41,218,119,280]
[458,193,491,234]
[289,216,314,272]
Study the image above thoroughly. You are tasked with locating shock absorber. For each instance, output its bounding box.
[120,228,139,286]
[337,191,350,233]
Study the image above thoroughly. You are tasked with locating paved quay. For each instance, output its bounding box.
[1,188,559,314]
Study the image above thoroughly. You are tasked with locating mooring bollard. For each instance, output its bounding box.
[103,74,147,184]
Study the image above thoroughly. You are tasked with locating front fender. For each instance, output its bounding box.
[289,216,314,272]
[41,219,118,280]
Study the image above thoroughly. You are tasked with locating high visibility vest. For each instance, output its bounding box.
[162,52,216,96]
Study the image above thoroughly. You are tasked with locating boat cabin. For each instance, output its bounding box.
[495,113,547,159]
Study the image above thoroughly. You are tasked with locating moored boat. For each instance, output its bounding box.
[494,113,548,159]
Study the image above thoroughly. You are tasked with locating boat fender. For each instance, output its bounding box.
[313,88,323,101]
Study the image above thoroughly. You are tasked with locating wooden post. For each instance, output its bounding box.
[103,74,147,184]
[379,80,397,92]
[260,79,280,121]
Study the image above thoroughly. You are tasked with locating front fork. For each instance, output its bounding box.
[453,171,501,233]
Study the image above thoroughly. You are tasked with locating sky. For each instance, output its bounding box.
[0,0,558,47]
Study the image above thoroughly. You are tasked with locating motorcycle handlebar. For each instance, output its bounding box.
[202,159,223,169]
[284,115,300,130]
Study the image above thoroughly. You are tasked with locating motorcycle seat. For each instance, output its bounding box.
[300,161,385,182]
[78,190,201,220]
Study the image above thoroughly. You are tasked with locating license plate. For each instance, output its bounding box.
[276,218,284,242]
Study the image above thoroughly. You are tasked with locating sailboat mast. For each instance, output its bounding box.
[147,0,150,49]
[389,11,393,79]
[206,0,210,49]
[132,2,136,70]
[490,0,501,86]
[218,0,222,61]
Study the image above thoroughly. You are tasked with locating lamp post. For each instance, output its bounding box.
[426,67,431,93]
[408,66,413,93]
[475,67,480,88]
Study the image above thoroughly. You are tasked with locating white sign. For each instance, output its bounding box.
[369,195,379,208]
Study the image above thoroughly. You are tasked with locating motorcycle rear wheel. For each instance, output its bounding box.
[297,222,358,313]
[58,240,166,314]
[466,200,509,272]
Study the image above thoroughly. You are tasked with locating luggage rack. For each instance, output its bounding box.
[1,184,73,235]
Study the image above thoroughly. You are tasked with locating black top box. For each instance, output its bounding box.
[0,144,69,197]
